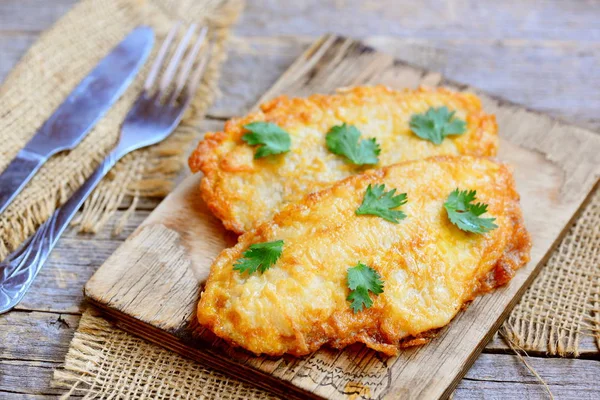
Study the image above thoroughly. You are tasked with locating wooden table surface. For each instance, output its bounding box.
[1,1,599,398]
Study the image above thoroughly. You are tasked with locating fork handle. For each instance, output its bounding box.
[0,149,121,313]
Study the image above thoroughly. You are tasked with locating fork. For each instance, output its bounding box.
[0,24,211,314]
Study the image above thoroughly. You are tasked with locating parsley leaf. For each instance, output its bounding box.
[356,184,408,223]
[242,122,291,159]
[233,240,284,275]
[346,263,384,313]
[444,189,498,233]
[326,123,380,165]
[409,106,467,145]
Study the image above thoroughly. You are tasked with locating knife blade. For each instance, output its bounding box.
[0,26,155,214]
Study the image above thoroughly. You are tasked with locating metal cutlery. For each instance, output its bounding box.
[0,24,211,313]
[0,26,155,214]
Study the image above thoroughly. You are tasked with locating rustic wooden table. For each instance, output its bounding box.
[1,0,599,398]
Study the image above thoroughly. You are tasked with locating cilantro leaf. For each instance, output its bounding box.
[242,122,291,159]
[326,123,380,165]
[356,184,408,223]
[444,189,498,233]
[346,263,384,313]
[409,106,467,145]
[233,240,284,275]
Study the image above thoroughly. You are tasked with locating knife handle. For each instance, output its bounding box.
[0,150,121,313]
[0,149,48,215]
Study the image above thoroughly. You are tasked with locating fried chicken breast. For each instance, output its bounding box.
[197,156,530,356]
[189,86,498,234]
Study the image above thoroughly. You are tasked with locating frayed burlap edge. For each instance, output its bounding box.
[503,188,600,356]
[0,0,244,260]
[53,308,278,399]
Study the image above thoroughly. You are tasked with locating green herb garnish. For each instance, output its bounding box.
[233,240,284,275]
[242,122,291,159]
[444,189,498,233]
[326,123,380,165]
[346,263,384,313]
[409,106,466,144]
[356,184,408,223]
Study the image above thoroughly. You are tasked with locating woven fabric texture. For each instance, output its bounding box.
[0,0,243,260]
[54,309,279,399]
[503,188,600,356]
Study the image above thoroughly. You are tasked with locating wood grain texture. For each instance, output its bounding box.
[3,35,600,130]
[210,36,600,132]
[0,311,78,362]
[85,35,600,399]
[0,0,77,32]
[460,354,600,399]
[2,1,600,398]
[0,360,65,396]
[236,0,600,41]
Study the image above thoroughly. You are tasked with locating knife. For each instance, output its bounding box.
[0,26,155,214]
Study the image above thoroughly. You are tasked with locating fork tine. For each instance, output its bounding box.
[185,43,213,102]
[144,22,181,91]
[168,26,208,104]
[158,24,197,95]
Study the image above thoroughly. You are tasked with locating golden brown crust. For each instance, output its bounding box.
[478,190,531,293]
[197,156,531,356]
[189,86,499,234]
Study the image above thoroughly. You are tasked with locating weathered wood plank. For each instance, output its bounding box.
[84,35,600,400]
[5,33,600,132]
[1,307,594,367]
[210,36,311,118]
[464,354,600,386]
[456,354,600,399]
[1,346,596,399]
[0,311,78,363]
[4,34,600,131]
[0,34,36,85]
[364,37,600,133]
[12,0,570,41]
[2,1,600,399]
[0,394,81,400]
[13,237,132,313]
[211,36,600,132]
[13,211,149,313]
[235,0,600,41]
[3,34,597,133]
[0,0,77,32]
[0,360,65,396]
[7,309,592,398]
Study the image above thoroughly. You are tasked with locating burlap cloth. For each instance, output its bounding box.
[0,0,243,259]
[0,0,598,397]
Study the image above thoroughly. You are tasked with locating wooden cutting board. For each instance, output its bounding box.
[84,35,600,399]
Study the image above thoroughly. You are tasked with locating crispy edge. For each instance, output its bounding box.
[197,156,531,357]
[189,86,499,234]
[190,128,247,233]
